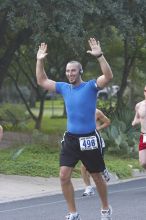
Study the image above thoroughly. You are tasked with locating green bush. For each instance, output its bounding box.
[0,103,29,130]
[102,107,140,154]
[98,99,116,115]
[31,129,62,149]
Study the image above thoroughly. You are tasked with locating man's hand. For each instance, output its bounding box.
[37,43,48,60]
[87,38,102,57]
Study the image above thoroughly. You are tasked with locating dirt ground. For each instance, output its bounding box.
[0,131,32,149]
[0,131,62,149]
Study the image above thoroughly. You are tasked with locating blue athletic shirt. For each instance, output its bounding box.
[56,80,100,134]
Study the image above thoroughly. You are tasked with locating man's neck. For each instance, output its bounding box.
[71,80,84,87]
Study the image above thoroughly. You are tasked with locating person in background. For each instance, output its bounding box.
[81,109,111,196]
[132,85,146,170]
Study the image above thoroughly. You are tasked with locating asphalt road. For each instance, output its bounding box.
[0,178,146,220]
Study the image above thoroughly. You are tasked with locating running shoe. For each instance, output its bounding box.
[82,185,95,196]
[65,213,81,220]
[101,205,112,220]
[102,168,110,182]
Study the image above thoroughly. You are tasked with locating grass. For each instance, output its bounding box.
[0,145,60,177]
[31,100,64,117]
[105,154,141,179]
[25,116,67,134]
[1,100,142,179]
[41,116,66,133]
[0,143,141,179]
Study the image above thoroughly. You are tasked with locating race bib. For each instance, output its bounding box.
[79,136,98,151]
[143,134,146,143]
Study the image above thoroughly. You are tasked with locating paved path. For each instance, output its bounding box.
[0,173,119,203]
[0,170,146,204]
[0,178,146,220]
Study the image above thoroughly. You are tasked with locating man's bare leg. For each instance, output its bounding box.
[139,149,146,169]
[60,166,76,213]
[91,172,109,209]
[80,163,91,186]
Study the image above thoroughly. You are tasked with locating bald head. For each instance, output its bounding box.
[66,61,83,74]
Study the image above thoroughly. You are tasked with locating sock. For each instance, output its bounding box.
[70,212,78,216]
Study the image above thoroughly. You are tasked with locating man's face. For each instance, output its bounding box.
[65,63,80,84]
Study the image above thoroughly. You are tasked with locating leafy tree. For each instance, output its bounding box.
[96,0,146,109]
[7,45,48,129]
[0,0,33,88]
[0,0,94,90]
[1,0,146,130]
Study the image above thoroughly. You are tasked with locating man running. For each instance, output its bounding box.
[132,85,146,170]
[36,38,113,220]
[81,109,111,196]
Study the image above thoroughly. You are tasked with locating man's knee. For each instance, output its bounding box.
[91,172,103,183]
[59,167,72,185]
[60,172,69,183]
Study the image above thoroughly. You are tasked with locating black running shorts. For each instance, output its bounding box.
[60,130,105,173]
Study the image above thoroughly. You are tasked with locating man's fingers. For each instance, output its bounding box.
[45,44,48,51]
[86,50,92,54]
[41,42,46,46]
[91,38,97,45]
[39,43,47,52]
[88,38,100,49]
[88,39,93,48]
[97,41,100,47]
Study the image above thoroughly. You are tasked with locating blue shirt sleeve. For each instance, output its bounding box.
[56,80,101,94]
[89,79,102,91]
[56,82,64,94]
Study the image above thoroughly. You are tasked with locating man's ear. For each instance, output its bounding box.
[79,69,83,74]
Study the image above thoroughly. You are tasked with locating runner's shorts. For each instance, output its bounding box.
[60,130,105,173]
[139,134,146,151]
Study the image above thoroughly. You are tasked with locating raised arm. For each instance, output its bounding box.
[87,38,113,88]
[36,43,56,92]
[132,103,140,126]
[95,109,111,131]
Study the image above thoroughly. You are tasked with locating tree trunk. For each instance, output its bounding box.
[34,95,45,130]
[0,28,32,89]
[116,38,137,111]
